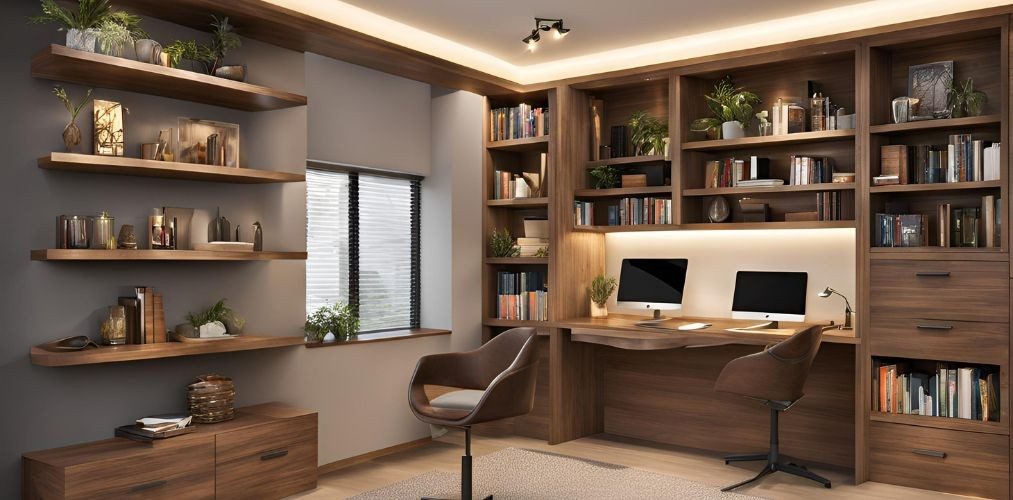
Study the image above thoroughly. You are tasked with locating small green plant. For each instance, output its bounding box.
[208,15,241,74]
[52,85,92,152]
[628,111,668,156]
[488,228,519,258]
[163,39,215,72]
[534,246,549,258]
[589,275,618,307]
[107,10,148,39]
[96,19,132,56]
[947,77,987,118]
[690,76,761,135]
[29,0,111,31]
[305,303,359,341]
[186,299,232,328]
[589,164,619,189]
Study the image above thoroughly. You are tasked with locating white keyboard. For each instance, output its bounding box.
[677,322,711,331]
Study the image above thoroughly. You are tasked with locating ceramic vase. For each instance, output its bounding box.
[590,301,608,318]
[707,197,731,223]
[134,39,162,64]
[721,121,745,140]
[66,28,98,52]
[62,120,81,152]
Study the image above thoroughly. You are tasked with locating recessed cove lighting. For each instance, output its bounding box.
[521,18,570,50]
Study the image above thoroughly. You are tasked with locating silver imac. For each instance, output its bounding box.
[731,271,808,329]
[616,258,689,323]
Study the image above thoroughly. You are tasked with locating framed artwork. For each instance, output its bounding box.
[907,61,953,119]
[176,118,240,167]
[93,100,125,156]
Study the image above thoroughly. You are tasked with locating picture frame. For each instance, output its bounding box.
[93,100,125,156]
[176,118,240,167]
[907,61,953,119]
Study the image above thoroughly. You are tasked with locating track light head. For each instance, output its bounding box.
[521,18,570,48]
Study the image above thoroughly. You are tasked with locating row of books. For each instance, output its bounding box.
[874,138,1000,185]
[495,271,548,321]
[788,156,836,185]
[489,104,549,142]
[874,195,1001,248]
[873,361,999,421]
[703,157,772,188]
[118,286,167,344]
[492,161,546,199]
[573,198,673,226]
[815,191,849,221]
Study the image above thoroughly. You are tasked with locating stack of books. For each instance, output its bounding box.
[873,138,1001,185]
[938,195,1001,248]
[495,271,547,321]
[574,201,594,226]
[816,191,849,221]
[873,361,999,421]
[789,156,835,185]
[516,237,548,257]
[611,198,672,226]
[117,286,166,344]
[489,104,549,141]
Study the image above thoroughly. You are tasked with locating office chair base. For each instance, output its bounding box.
[721,461,831,491]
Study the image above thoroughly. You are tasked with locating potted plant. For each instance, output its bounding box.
[947,77,987,118]
[589,164,619,189]
[52,86,92,152]
[304,303,359,342]
[628,111,668,156]
[95,18,132,57]
[691,77,760,140]
[488,227,519,258]
[589,274,618,318]
[29,0,111,52]
[163,39,214,73]
[185,299,233,338]
[209,16,244,80]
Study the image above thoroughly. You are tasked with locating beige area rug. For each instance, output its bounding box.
[349,447,764,499]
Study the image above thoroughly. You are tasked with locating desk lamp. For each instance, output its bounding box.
[818,286,853,329]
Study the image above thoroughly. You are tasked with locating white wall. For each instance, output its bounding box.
[604,228,856,324]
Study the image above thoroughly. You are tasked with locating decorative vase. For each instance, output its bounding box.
[590,301,608,318]
[62,120,81,152]
[223,312,245,335]
[721,121,745,140]
[708,197,730,223]
[214,65,247,82]
[66,28,98,52]
[705,127,721,140]
[134,39,162,64]
[758,122,772,136]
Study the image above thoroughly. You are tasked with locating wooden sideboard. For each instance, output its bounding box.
[22,403,317,499]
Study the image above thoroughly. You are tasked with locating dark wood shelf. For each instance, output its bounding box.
[574,186,672,198]
[574,224,680,233]
[485,135,550,152]
[484,257,549,265]
[680,221,855,230]
[681,129,855,152]
[870,412,1007,435]
[39,153,305,184]
[869,114,1001,134]
[684,183,855,197]
[869,247,1006,260]
[483,318,550,328]
[32,44,307,111]
[31,249,307,261]
[30,335,304,366]
[585,155,669,168]
[869,180,1002,193]
[486,197,549,208]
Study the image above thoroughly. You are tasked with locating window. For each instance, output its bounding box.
[306,165,421,332]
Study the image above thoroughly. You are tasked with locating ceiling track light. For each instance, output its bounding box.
[521,17,570,50]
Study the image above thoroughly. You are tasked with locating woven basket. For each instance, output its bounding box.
[187,374,235,423]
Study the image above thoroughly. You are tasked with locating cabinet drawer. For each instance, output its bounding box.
[215,413,317,463]
[64,438,215,499]
[869,422,1009,499]
[870,317,1009,364]
[216,438,317,500]
[870,260,1009,322]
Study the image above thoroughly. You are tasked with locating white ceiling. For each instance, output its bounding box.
[340,0,866,65]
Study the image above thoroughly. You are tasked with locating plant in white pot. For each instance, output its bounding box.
[696,76,761,140]
[304,303,360,342]
[589,274,618,318]
[29,0,112,53]
[186,299,233,338]
[97,11,147,58]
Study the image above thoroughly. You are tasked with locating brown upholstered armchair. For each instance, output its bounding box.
[714,325,831,491]
[409,327,539,500]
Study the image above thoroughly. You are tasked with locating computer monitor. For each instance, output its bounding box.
[731,271,808,328]
[616,258,689,320]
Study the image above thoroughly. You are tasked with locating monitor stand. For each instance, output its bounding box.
[633,309,669,327]
[742,321,780,330]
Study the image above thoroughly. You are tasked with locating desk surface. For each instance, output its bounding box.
[554,315,858,350]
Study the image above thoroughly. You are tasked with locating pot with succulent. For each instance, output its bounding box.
[589,164,619,189]
[628,111,668,156]
[29,0,112,53]
[163,39,214,73]
[304,302,359,342]
[489,227,519,258]
[589,274,618,318]
[690,76,761,141]
[52,85,92,152]
[180,299,239,339]
[947,77,987,118]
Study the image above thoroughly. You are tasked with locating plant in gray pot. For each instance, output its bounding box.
[209,16,245,81]
[29,0,112,53]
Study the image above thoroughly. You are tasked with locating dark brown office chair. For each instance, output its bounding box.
[409,327,540,500]
[714,325,831,491]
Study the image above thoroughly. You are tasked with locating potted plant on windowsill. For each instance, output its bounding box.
[589,274,618,318]
[305,303,359,343]
[29,0,112,53]
[691,76,761,140]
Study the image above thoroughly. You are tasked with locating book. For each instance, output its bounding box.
[880,145,910,184]
[144,287,155,344]
[118,297,141,344]
[958,367,973,419]
[153,293,166,343]
[489,104,549,141]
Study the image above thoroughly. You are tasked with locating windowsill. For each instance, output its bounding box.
[304,328,451,348]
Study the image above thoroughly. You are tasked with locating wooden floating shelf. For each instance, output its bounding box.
[869,114,1001,134]
[485,197,549,208]
[485,135,550,152]
[31,335,304,367]
[684,182,856,197]
[39,153,305,184]
[869,412,1007,435]
[869,247,1006,261]
[483,318,550,328]
[585,155,669,168]
[869,180,1002,194]
[681,129,855,152]
[484,257,548,265]
[31,249,307,261]
[32,45,307,112]
[574,186,672,198]
[574,224,680,233]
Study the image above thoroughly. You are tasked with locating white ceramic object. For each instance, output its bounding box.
[721,121,745,140]
[198,321,228,338]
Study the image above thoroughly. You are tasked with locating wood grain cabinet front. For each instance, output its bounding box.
[869,316,1009,364]
[870,260,1010,323]
[214,413,318,499]
[869,421,1009,499]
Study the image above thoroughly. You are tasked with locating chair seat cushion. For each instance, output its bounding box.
[430,389,485,411]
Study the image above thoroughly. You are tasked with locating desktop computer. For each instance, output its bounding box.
[616,258,689,323]
[730,271,808,329]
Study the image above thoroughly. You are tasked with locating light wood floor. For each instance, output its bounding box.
[297,431,972,499]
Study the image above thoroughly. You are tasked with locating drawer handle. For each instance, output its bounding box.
[261,449,289,461]
[915,271,951,277]
[912,449,947,459]
[130,480,167,492]
[916,324,953,331]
